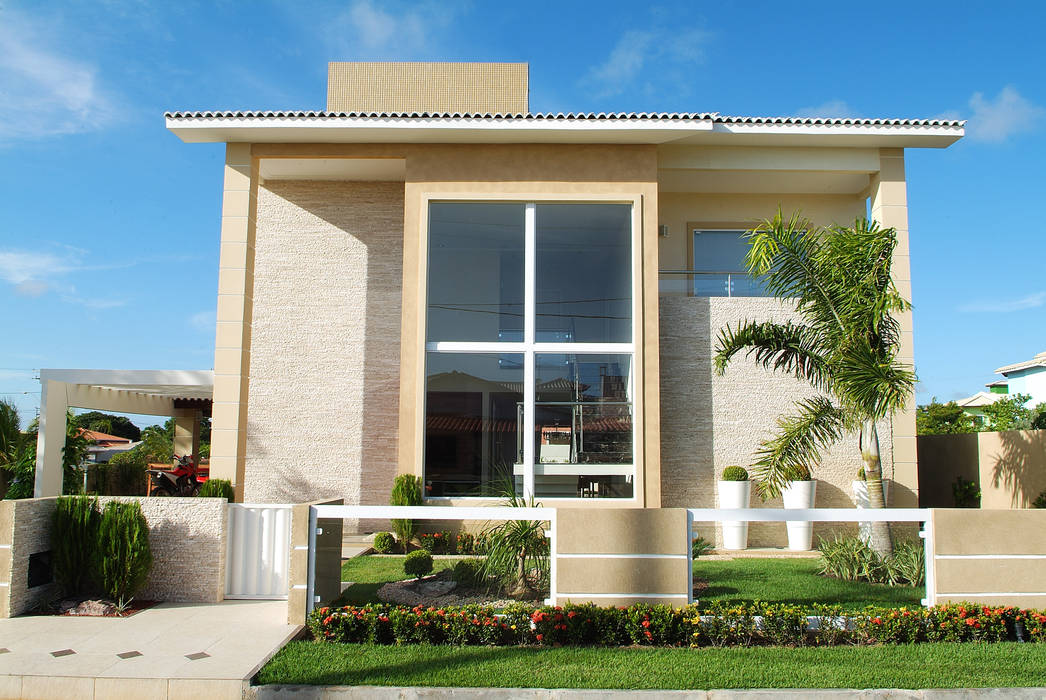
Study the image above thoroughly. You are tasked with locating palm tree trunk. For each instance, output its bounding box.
[861,419,893,557]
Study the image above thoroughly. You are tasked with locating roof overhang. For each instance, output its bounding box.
[165,113,964,149]
[40,369,214,404]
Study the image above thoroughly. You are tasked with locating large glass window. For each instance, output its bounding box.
[424,202,636,500]
[692,229,768,297]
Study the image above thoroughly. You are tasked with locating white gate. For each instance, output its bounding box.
[225,504,292,599]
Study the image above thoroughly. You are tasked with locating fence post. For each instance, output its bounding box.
[306,505,317,617]
[686,509,694,604]
[920,513,935,607]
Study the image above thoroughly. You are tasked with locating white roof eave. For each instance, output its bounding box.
[165,116,963,148]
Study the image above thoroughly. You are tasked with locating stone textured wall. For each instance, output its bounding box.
[246,181,404,511]
[0,497,226,617]
[659,296,895,547]
[97,497,226,603]
[0,498,58,617]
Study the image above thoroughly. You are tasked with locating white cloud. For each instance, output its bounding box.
[584,25,710,99]
[959,291,1046,313]
[0,247,123,308]
[0,8,119,142]
[966,86,1044,143]
[325,1,455,56]
[793,99,859,119]
[189,310,216,332]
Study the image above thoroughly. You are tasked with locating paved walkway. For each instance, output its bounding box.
[0,599,299,699]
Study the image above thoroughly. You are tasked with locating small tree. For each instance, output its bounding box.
[390,474,422,553]
[916,399,975,435]
[52,495,100,597]
[981,393,1035,432]
[714,210,915,556]
[95,501,153,606]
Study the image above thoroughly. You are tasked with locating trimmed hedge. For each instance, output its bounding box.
[308,601,1046,648]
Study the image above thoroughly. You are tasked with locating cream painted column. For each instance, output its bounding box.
[870,147,918,508]
[34,380,69,497]
[210,143,257,500]
[173,409,201,463]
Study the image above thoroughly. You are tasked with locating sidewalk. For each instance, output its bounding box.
[0,599,299,699]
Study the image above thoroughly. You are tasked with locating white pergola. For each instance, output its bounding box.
[35,369,214,497]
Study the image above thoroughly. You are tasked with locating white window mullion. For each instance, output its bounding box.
[523,204,537,499]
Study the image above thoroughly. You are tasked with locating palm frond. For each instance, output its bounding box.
[834,343,916,420]
[751,396,848,499]
[713,320,830,391]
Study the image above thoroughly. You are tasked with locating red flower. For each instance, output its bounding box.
[642,620,651,628]
[567,611,577,619]
[872,617,883,625]
[644,630,652,639]
[536,634,544,641]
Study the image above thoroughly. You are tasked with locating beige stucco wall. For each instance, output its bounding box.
[918,430,1046,509]
[659,296,895,546]
[245,180,404,506]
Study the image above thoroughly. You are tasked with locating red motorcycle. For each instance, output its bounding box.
[148,455,208,497]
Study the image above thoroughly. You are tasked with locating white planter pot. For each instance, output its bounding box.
[717,480,751,550]
[782,480,817,551]
[852,480,890,544]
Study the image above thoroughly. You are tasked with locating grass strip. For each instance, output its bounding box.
[258,641,1046,689]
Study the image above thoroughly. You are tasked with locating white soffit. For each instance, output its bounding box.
[40,369,214,400]
[658,169,872,195]
[259,158,406,181]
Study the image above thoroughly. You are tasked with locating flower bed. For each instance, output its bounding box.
[308,601,1046,648]
[418,531,489,555]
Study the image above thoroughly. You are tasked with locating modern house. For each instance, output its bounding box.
[994,350,1046,405]
[35,63,963,542]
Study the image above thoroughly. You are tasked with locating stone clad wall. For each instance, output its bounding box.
[659,296,895,547]
[245,180,404,511]
[0,496,227,617]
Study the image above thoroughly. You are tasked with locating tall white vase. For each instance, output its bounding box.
[782,480,817,551]
[717,480,751,550]
[852,479,890,544]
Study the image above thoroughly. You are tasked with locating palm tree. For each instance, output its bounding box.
[713,210,914,555]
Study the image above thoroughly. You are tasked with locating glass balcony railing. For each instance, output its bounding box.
[659,270,771,297]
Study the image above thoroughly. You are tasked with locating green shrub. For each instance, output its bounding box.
[390,474,422,552]
[197,478,234,500]
[818,534,924,586]
[952,476,980,508]
[451,559,486,588]
[95,500,153,605]
[52,495,100,596]
[792,464,812,481]
[1032,490,1046,509]
[720,466,749,481]
[856,466,866,480]
[692,536,714,558]
[106,450,148,496]
[372,532,396,554]
[403,550,433,579]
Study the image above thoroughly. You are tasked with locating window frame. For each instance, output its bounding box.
[422,199,639,501]
[686,224,768,298]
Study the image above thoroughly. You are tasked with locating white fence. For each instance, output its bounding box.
[225,503,292,599]
[304,504,934,613]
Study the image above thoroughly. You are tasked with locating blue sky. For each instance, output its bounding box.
[1,1,1045,427]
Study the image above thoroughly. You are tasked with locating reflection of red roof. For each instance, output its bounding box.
[78,429,133,446]
[426,416,632,433]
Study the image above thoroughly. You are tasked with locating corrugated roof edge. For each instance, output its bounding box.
[163,110,965,127]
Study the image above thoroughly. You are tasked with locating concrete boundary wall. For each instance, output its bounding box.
[918,430,1046,508]
[0,496,228,618]
[552,508,691,607]
[931,509,1046,608]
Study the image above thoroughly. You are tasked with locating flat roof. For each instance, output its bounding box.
[165,110,965,148]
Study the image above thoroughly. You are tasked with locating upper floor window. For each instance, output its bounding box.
[691,229,769,297]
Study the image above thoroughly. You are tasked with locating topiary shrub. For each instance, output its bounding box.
[403,550,433,580]
[52,495,100,596]
[95,501,153,605]
[372,531,396,554]
[197,478,234,500]
[720,466,749,481]
[451,559,486,588]
[390,474,422,552]
[1032,490,1046,509]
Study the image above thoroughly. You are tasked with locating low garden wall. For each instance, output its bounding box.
[0,496,228,617]
[918,430,1046,508]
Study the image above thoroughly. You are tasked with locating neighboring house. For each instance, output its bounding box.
[954,391,1005,426]
[77,429,139,464]
[994,350,1046,405]
[36,63,963,538]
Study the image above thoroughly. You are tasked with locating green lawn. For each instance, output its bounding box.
[257,642,1046,689]
[694,558,922,610]
[336,555,922,610]
[336,555,466,605]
